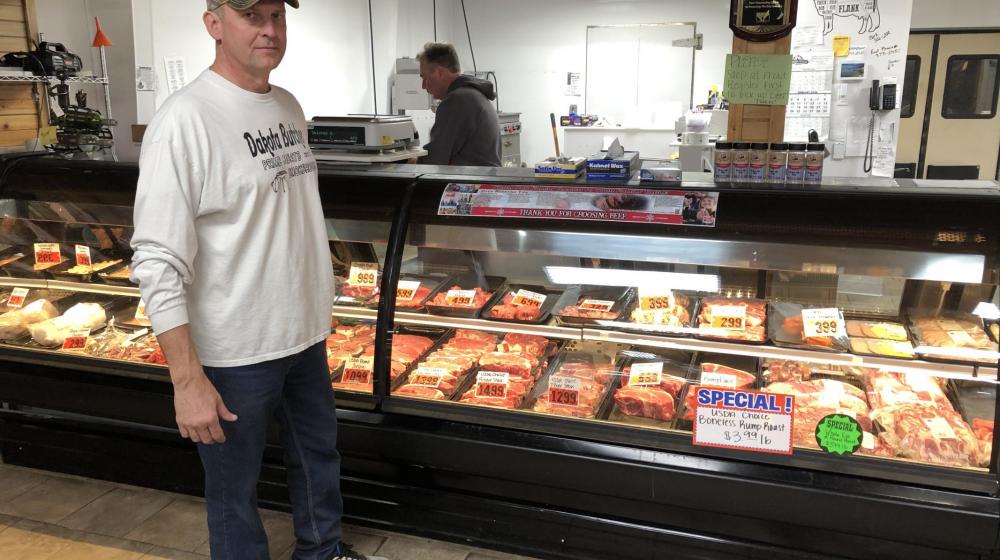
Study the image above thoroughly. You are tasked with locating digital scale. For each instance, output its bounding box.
[307,115,426,163]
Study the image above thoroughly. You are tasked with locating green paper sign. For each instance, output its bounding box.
[723,54,793,105]
[815,413,863,455]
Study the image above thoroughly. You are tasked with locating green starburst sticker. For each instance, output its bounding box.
[815,413,863,455]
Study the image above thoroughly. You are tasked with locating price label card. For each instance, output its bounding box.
[134,298,149,321]
[348,262,379,287]
[511,289,546,308]
[578,299,615,312]
[342,356,374,385]
[710,305,747,330]
[692,387,795,455]
[700,371,737,388]
[396,280,422,302]
[7,287,29,309]
[62,328,91,351]
[628,362,664,386]
[802,308,843,338]
[475,371,510,398]
[126,328,149,344]
[924,417,958,440]
[946,330,976,347]
[548,375,581,406]
[638,287,673,311]
[410,367,447,387]
[75,245,92,268]
[33,243,61,265]
[445,289,477,307]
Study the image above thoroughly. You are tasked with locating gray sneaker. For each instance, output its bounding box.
[330,543,388,560]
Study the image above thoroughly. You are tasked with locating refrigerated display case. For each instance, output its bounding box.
[1,156,999,560]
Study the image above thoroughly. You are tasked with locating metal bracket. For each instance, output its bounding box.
[672,33,703,50]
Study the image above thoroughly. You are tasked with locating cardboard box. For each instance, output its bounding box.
[586,151,640,181]
[534,157,587,179]
[639,165,681,184]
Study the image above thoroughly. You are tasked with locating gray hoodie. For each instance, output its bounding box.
[420,75,501,167]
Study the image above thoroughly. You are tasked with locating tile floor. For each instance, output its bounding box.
[0,463,537,560]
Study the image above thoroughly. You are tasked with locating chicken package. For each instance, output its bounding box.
[0,298,58,341]
[29,303,107,347]
[872,403,982,468]
[697,298,768,343]
[768,302,849,352]
[909,314,999,364]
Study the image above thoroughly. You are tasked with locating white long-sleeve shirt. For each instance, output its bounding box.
[131,70,334,367]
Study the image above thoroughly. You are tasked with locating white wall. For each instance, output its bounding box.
[36,0,139,160]
[910,0,1000,29]
[431,0,732,165]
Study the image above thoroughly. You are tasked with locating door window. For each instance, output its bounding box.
[942,55,1000,119]
[901,56,920,118]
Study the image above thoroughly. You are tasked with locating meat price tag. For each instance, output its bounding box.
[548,375,581,406]
[75,245,92,268]
[511,289,546,308]
[7,287,28,309]
[475,371,509,398]
[342,356,374,385]
[348,262,379,288]
[411,367,446,387]
[946,330,976,347]
[445,289,477,307]
[578,299,615,312]
[62,328,91,351]
[710,305,746,330]
[700,371,737,388]
[33,243,61,265]
[924,417,958,440]
[396,280,421,302]
[134,299,149,321]
[802,308,843,338]
[628,362,663,386]
[126,328,149,344]
[692,387,794,455]
[638,287,673,311]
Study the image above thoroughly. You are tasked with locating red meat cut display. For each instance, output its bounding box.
[427,286,493,308]
[872,402,982,467]
[697,298,768,342]
[533,359,614,419]
[612,364,688,423]
[488,292,544,321]
[459,333,554,409]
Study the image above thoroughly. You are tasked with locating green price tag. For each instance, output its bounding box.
[815,414,863,455]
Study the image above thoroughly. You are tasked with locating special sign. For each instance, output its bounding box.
[692,387,795,455]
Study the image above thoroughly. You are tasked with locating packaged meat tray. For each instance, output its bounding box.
[367,274,449,312]
[393,329,501,400]
[678,361,758,427]
[767,302,849,352]
[872,403,984,468]
[696,297,768,343]
[0,298,59,342]
[608,353,693,428]
[849,337,916,359]
[864,369,954,412]
[0,247,68,279]
[952,381,995,463]
[526,349,619,419]
[48,254,125,283]
[482,284,562,324]
[907,313,999,365]
[458,333,558,409]
[334,264,383,306]
[96,262,136,286]
[83,328,167,366]
[424,275,506,318]
[761,359,867,386]
[28,302,109,347]
[552,285,634,326]
[0,288,76,315]
[845,319,910,342]
[621,289,698,336]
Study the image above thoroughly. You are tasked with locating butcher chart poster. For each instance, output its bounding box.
[438,183,719,227]
[692,387,795,455]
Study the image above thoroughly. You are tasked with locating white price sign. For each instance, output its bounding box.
[802,308,843,338]
[710,305,747,330]
[396,280,422,301]
[75,245,92,267]
[410,367,447,387]
[445,289,477,307]
[511,289,546,308]
[135,298,149,321]
[691,387,794,455]
[348,262,379,287]
[7,287,28,309]
[33,243,61,266]
[578,299,615,312]
[628,362,663,386]
[342,356,374,385]
[548,375,582,406]
[700,371,737,388]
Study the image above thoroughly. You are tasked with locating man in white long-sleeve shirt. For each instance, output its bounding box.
[130,2,384,559]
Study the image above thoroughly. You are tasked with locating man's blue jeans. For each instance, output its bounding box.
[197,341,343,560]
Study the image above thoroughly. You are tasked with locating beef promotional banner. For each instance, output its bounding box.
[437,183,719,227]
[692,387,795,455]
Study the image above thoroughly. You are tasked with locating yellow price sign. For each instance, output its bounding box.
[348,262,379,288]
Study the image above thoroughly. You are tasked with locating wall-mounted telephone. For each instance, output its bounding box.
[869,80,897,111]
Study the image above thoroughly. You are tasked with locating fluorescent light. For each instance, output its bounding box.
[543,266,720,293]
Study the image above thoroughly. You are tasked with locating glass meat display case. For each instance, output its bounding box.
[2,157,1000,559]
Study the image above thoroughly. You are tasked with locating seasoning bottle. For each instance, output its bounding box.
[731,142,751,181]
[786,142,807,184]
[804,143,826,184]
[767,142,788,183]
[749,143,769,183]
[713,142,732,182]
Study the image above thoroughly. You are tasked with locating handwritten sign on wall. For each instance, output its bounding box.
[724,54,793,105]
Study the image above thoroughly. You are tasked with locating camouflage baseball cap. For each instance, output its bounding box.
[207,0,299,10]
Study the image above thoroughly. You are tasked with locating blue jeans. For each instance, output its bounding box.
[198,341,343,560]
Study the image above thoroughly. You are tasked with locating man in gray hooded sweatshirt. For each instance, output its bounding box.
[417,42,501,167]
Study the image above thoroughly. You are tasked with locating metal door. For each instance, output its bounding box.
[896,34,933,177]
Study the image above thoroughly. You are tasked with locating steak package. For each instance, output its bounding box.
[696,298,768,343]
[768,302,849,353]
